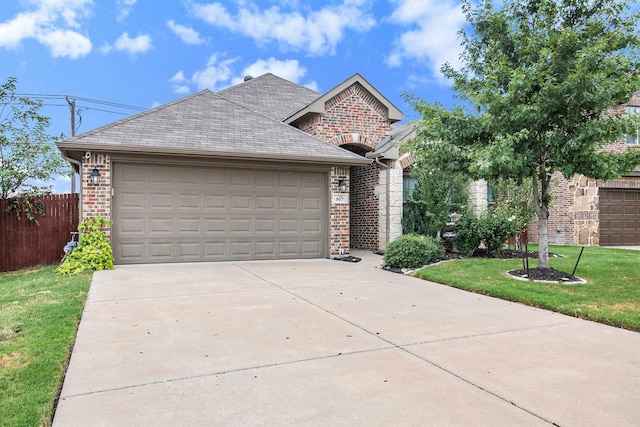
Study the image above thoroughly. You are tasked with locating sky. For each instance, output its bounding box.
[1,0,470,194]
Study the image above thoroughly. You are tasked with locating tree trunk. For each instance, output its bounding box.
[532,169,550,269]
[537,203,550,268]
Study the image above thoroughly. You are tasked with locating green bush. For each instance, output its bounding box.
[454,212,484,256]
[383,234,445,269]
[56,216,114,276]
[455,208,526,256]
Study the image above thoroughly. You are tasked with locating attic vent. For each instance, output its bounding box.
[243,75,254,82]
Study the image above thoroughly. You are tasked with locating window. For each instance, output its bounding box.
[402,177,418,217]
[627,106,640,145]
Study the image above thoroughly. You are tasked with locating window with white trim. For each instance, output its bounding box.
[627,106,640,145]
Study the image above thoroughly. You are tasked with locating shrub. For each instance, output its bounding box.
[383,234,445,269]
[454,212,484,256]
[455,208,527,256]
[56,216,114,276]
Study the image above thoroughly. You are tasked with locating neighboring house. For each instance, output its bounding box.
[56,73,409,264]
[524,92,640,246]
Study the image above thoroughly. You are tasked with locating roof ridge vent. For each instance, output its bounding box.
[243,75,254,82]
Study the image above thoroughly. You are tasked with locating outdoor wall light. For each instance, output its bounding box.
[338,179,347,192]
[91,167,101,185]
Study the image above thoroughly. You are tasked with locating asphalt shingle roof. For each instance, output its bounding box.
[217,73,321,121]
[57,89,369,165]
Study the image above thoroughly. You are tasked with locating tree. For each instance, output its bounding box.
[0,77,69,198]
[402,165,468,238]
[407,0,640,268]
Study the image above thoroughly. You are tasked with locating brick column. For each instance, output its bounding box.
[330,166,350,256]
[81,152,112,223]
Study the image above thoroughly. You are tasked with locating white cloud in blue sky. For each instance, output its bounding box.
[0,0,93,58]
[167,20,208,45]
[188,0,377,56]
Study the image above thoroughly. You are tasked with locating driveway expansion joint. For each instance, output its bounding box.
[236,264,560,426]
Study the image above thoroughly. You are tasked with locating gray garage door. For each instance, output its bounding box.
[112,163,328,264]
[599,189,640,246]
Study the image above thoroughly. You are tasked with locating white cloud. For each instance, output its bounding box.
[39,29,92,58]
[171,55,316,94]
[0,0,93,58]
[191,54,238,90]
[232,58,317,90]
[387,0,466,83]
[170,70,191,94]
[167,20,207,45]
[190,0,375,56]
[116,0,138,21]
[109,32,152,56]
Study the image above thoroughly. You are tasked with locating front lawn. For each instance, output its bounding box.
[416,245,640,331]
[0,266,92,427]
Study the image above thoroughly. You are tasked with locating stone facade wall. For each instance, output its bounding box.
[528,91,640,245]
[379,165,404,250]
[468,180,488,215]
[81,152,112,227]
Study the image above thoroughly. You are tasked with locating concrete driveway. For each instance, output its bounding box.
[53,251,640,426]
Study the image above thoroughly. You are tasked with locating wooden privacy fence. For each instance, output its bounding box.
[0,194,80,272]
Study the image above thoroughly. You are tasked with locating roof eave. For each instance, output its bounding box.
[56,143,372,167]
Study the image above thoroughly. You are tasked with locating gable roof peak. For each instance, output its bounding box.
[284,73,403,125]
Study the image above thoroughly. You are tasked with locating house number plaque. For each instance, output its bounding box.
[332,194,349,204]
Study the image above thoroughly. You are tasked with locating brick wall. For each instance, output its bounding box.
[294,81,394,253]
[296,82,391,149]
[344,145,379,250]
[330,166,350,255]
[82,152,112,225]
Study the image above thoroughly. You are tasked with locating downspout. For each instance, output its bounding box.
[60,151,82,219]
[374,156,391,246]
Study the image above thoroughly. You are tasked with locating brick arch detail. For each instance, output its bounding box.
[327,133,377,150]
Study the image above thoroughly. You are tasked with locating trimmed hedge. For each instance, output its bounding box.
[383,234,445,269]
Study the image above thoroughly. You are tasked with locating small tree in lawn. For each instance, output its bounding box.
[407,0,640,269]
[0,77,69,198]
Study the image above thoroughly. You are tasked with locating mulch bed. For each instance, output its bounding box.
[507,267,581,283]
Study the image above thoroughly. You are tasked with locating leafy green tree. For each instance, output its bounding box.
[0,77,69,198]
[402,165,468,237]
[407,0,640,268]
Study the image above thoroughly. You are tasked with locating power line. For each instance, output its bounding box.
[13,93,146,111]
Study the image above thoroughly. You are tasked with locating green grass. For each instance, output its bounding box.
[0,266,92,427]
[416,245,640,331]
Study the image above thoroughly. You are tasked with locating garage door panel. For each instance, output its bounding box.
[280,197,298,210]
[113,163,327,263]
[150,168,173,184]
[600,189,640,245]
[178,169,200,184]
[150,194,173,209]
[302,241,321,255]
[231,196,252,210]
[119,217,145,233]
[279,219,299,233]
[178,195,200,209]
[303,197,321,210]
[205,195,226,209]
[150,243,172,258]
[149,218,173,234]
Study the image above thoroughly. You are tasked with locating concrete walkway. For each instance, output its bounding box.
[53,251,640,426]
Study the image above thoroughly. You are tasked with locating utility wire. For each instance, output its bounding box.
[14,93,146,111]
